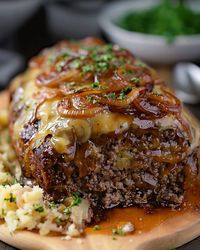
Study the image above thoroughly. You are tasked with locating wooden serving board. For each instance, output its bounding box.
[0,210,200,250]
[1,91,200,250]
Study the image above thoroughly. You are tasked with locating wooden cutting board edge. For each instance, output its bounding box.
[0,212,200,250]
[1,90,200,250]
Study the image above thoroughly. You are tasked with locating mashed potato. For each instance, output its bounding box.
[0,110,91,237]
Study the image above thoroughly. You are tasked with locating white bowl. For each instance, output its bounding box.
[98,0,200,64]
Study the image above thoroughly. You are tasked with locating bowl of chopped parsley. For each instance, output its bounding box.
[99,0,200,64]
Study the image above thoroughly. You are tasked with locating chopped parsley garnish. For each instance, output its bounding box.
[70,84,89,93]
[48,201,58,209]
[55,216,63,224]
[152,91,162,96]
[118,87,133,99]
[63,207,71,215]
[47,53,56,65]
[89,45,115,73]
[82,64,94,73]
[66,82,75,87]
[91,81,100,88]
[56,62,63,72]
[118,91,127,100]
[118,228,126,236]
[104,44,113,52]
[117,86,133,100]
[131,77,140,84]
[96,62,109,72]
[136,61,146,67]
[34,205,44,213]
[112,227,126,236]
[4,193,16,203]
[71,192,82,207]
[61,52,69,59]
[93,225,100,231]
[79,55,86,60]
[122,68,134,74]
[70,59,81,69]
[96,54,113,62]
[112,229,118,235]
[86,95,98,104]
[62,192,82,216]
[56,56,68,72]
[104,92,116,100]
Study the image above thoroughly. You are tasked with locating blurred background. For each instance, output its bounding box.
[0,0,200,249]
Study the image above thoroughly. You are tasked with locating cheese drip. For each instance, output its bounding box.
[12,70,132,154]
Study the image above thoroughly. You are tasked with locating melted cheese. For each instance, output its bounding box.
[35,99,131,154]
[11,69,132,154]
[12,68,196,156]
[91,113,131,136]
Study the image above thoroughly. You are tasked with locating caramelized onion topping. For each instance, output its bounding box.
[57,96,105,118]
[30,38,184,131]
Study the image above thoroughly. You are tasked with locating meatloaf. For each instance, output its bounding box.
[9,37,200,211]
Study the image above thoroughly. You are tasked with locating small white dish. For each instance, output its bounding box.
[98,0,200,64]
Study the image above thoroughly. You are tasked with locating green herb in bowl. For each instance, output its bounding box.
[116,0,200,43]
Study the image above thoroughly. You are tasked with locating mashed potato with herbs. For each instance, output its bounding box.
[0,110,91,237]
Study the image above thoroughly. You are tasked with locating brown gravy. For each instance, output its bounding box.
[86,182,200,235]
